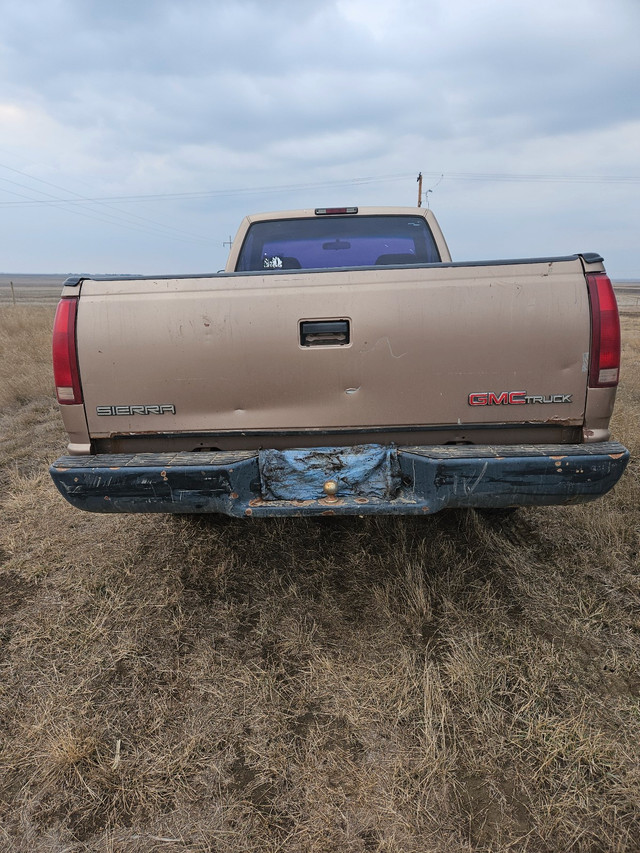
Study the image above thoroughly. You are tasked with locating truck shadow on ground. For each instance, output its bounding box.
[168,508,547,634]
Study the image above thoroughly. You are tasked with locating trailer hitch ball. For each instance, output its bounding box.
[323,480,339,502]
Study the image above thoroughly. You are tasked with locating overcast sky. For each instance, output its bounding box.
[1,0,639,277]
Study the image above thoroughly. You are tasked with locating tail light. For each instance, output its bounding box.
[315,207,358,215]
[52,297,83,404]
[586,272,620,388]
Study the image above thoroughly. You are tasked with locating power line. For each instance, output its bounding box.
[0,169,639,210]
[0,178,215,244]
[0,172,414,207]
[421,171,640,184]
[0,161,213,244]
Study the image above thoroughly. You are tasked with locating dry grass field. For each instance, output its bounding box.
[0,276,66,307]
[0,305,639,852]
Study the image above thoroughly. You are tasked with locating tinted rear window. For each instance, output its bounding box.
[235,215,441,271]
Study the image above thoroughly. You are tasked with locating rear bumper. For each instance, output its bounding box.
[49,442,629,516]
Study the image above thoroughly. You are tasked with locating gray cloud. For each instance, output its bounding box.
[0,0,638,275]
[4,0,637,147]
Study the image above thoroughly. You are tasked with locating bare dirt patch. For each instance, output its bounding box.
[0,307,639,852]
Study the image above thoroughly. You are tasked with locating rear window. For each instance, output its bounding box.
[235,215,441,271]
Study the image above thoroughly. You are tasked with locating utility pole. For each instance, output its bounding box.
[416,172,423,207]
[223,236,233,249]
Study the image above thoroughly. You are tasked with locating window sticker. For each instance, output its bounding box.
[263,256,283,269]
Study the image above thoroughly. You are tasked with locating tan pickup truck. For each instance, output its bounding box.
[50,206,629,516]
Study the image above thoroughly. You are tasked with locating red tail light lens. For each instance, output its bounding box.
[52,297,83,404]
[586,272,620,388]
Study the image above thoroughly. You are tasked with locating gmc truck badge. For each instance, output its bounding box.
[468,392,572,406]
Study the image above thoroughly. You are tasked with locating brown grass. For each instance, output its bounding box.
[0,307,639,852]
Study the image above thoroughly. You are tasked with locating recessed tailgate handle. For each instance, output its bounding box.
[300,319,350,347]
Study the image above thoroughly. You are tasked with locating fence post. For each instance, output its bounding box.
[10,280,16,306]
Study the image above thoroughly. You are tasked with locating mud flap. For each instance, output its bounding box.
[259,445,402,501]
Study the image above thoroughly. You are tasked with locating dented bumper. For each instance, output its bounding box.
[49,442,629,516]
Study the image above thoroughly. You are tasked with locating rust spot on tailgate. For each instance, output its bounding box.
[543,416,576,426]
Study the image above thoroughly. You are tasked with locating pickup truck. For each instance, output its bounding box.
[50,205,629,517]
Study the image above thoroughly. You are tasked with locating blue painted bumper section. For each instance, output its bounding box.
[259,445,401,500]
[50,442,629,516]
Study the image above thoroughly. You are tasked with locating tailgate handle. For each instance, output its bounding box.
[300,319,350,347]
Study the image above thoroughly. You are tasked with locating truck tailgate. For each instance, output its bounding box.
[76,259,591,449]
